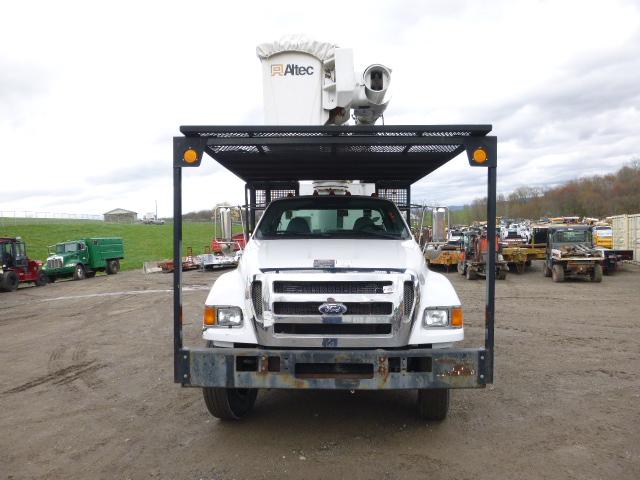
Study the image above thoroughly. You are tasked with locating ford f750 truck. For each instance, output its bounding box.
[172,37,497,421]
[171,125,498,421]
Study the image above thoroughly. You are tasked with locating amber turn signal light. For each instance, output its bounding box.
[203,306,217,326]
[451,307,463,327]
[472,148,488,164]
[183,148,199,164]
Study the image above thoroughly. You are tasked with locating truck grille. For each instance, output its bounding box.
[273,302,393,316]
[274,323,392,335]
[403,281,414,316]
[251,281,263,317]
[47,258,63,269]
[273,281,391,294]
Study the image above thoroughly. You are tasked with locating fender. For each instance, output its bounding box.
[408,269,464,345]
[203,269,259,345]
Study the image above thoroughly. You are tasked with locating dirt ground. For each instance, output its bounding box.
[1,262,639,479]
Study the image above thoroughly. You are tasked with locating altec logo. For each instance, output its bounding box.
[271,64,314,76]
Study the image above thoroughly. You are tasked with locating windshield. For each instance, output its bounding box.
[55,243,78,254]
[552,229,591,243]
[255,197,411,240]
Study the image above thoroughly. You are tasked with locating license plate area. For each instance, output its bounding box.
[295,362,374,379]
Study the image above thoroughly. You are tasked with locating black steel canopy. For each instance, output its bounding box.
[178,125,493,184]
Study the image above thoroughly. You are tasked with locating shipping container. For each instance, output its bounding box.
[611,214,640,260]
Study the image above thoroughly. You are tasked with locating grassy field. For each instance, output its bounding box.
[0,221,227,271]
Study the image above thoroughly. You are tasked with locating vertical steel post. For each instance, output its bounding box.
[406,186,411,225]
[249,186,256,233]
[244,185,249,243]
[173,166,183,382]
[485,165,497,383]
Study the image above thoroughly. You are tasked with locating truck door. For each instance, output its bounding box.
[78,242,89,265]
[14,242,28,271]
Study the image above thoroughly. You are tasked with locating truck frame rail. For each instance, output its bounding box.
[172,125,497,389]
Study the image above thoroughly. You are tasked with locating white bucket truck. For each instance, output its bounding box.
[171,36,498,420]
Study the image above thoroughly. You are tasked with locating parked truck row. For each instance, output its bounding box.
[417,211,633,283]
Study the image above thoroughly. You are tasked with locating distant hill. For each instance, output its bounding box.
[0,221,220,271]
[450,161,640,223]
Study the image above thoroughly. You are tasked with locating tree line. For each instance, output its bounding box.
[450,160,640,224]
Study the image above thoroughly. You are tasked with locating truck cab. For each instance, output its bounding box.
[205,194,462,351]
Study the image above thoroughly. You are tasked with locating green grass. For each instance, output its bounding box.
[0,221,229,271]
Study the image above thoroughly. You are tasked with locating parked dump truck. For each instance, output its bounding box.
[171,36,498,421]
[42,237,124,281]
[543,225,603,282]
[0,237,47,292]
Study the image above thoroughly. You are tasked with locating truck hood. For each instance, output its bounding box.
[242,238,424,272]
[46,252,74,261]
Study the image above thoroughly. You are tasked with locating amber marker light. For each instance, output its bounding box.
[472,148,488,164]
[451,307,464,327]
[183,148,199,164]
[203,306,217,326]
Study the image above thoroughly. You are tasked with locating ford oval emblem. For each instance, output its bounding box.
[318,303,348,315]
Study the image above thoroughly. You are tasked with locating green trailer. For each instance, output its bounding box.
[42,237,124,281]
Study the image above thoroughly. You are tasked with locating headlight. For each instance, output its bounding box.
[423,307,463,328]
[424,309,448,327]
[203,306,243,327]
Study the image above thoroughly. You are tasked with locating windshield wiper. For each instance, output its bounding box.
[327,230,403,239]
[265,231,330,238]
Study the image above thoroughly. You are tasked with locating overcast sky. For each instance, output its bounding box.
[1,0,639,217]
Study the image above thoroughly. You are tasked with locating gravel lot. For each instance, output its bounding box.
[1,262,639,479]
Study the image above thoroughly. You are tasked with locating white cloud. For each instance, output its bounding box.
[1,0,639,216]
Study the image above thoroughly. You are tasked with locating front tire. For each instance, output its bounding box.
[73,264,86,281]
[203,387,258,420]
[417,388,450,421]
[35,272,48,287]
[543,264,552,277]
[552,264,565,282]
[591,264,603,283]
